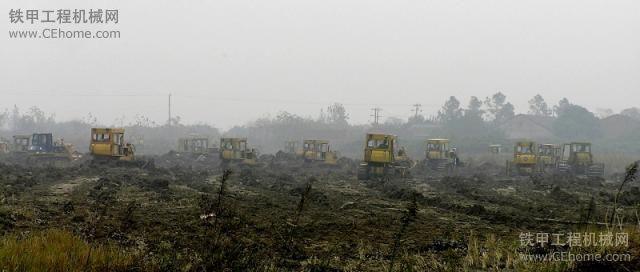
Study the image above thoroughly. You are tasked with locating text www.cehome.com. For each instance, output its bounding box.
[9,29,120,39]
[519,252,632,262]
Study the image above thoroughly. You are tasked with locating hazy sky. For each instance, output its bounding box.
[1,0,639,129]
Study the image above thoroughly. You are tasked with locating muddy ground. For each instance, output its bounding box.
[0,155,638,271]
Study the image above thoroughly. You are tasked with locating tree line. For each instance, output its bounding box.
[2,93,640,157]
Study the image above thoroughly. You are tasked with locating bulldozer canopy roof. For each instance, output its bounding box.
[220,137,247,143]
[515,141,535,146]
[303,139,328,144]
[366,133,397,140]
[569,142,591,145]
[180,137,208,141]
[427,138,449,143]
[92,128,125,134]
[540,144,560,148]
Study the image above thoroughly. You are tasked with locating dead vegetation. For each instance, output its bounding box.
[0,157,637,271]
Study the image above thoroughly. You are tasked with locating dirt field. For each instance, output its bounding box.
[0,155,638,271]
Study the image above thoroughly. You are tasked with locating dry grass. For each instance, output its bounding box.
[0,229,138,272]
[463,234,570,272]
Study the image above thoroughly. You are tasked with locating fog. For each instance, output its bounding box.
[1,0,639,129]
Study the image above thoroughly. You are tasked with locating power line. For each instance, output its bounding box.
[2,91,441,108]
[2,91,166,97]
[370,107,383,125]
[411,103,422,118]
[168,93,172,126]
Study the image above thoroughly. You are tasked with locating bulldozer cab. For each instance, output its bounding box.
[30,133,55,152]
[364,133,397,163]
[488,144,502,154]
[220,137,256,162]
[220,138,248,152]
[537,144,561,168]
[558,142,603,177]
[177,137,209,154]
[506,140,537,176]
[561,142,593,165]
[358,133,411,180]
[514,141,535,155]
[302,139,337,164]
[12,135,31,152]
[538,144,560,158]
[513,140,537,165]
[539,144,559,155]
[303,140,327,158]
[90,128,135,160]
[426,139,451,160]
[424,138,460,171]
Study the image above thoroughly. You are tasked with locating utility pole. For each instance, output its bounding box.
[168,93,172,126]
[371,107,382,125]
[411,104,422,118]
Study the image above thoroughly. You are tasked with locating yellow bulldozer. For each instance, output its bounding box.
[219,137,257,165]
[176,136,218,155]
[302,139,338,165]
[12,135,31,153]
[557,142,604,177]
[423,138,460,172]
[89,128,135,161]
[537,144,561,172]
[357,133,412,180]
[506,140,537,176]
